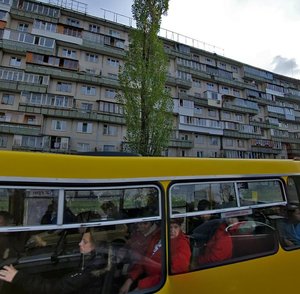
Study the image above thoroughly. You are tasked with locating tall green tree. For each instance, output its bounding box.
[118,0,173,156]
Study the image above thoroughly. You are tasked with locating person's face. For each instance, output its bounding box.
[293,209,300,222]
[137,222,152,234]
[79,232,95,254]
[170,223,181,239]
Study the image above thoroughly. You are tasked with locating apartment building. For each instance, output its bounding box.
[0,0,300,158]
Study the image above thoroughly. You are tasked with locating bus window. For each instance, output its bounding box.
[170,182,237,215]
[0,184,164,294]
[169,179,284,273]
[286,176,300,204]
[65,186,160,223]
[237,180,284,206]
[0,188,59,226]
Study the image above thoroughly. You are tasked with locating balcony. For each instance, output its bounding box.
[176,64,211,80]
[169,139,193,149]
[250,146,282,154]
[223,129,262,139]
[25,64,119,87]
[215,76,254,90]
[249,120,278,129]
[18,105,125,124]
[10,7,59,23]
[222,102,258,114]
[0,122,41,136]
[2,39,54,55]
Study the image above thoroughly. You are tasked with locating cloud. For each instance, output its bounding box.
[271,55,300,77]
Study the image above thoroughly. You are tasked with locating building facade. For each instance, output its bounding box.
[0,0,300,158]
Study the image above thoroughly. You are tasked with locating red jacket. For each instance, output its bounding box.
[129,230,191,289]
[170,231,191,274]
[198,223,232,264]
[129,229,161,289]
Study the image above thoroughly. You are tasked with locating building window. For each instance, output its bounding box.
[108,29,120,38]
[107,58,119,67]
[237,140,245,148]
[25,115,36,124]
[225,139,233,147]
[99,102,123,115]
[18,23,29,32]
[236,114,243,122]
[231,65,238,73]
[103,145,115,151]
[196,151,203,157]
[80,103,93,112]
[51,120,67,131]
[56,82,72,93]
[221,86,229,94]
[195,135,205,144]
[193,79,201,88]
[85,53,98,63]
[0,10,6,20]
[103,124,118,136]
[81,85,96,96]
[33,20,56,32]
[77,143,90,152]
[210,137,218,145]
[62,49,77,59]
[0,135,8,147]
[66,18,80,27]
[77,122,93,133]
[233,89,240,97]
[206,82,215,90]
[89,24,100,33]
[105,89,117,99]
[63,27,82,38]
[1,94,14,105]
[10,57,22,67]
[208,109,216,117]
[219,62,226,69]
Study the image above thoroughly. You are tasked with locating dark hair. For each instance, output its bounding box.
[0,211,14,225]
[170,217,184,226]
[287,204,300,218]
[198,199,215,211]
[101,201,116,211]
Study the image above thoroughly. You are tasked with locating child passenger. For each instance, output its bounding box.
[119,218,191,294]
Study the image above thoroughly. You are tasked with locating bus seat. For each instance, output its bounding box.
[231,233,277,258]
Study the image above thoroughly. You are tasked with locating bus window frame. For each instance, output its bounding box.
[0,182,163,230]
[167,176,286,274]
[0,180,168,294]
[169,177,287,219]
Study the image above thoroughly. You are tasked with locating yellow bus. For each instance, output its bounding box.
[0,151,300,293]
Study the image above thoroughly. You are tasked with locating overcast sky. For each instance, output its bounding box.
[72,0,300,79]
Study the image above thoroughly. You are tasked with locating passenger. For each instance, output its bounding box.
[0,230,107,294]
[192,200,232,264]
[126,221,160,259]
[119,218,190,294]
[0,211,17,261]
[282,205,300,246]
[0,212,13,227]
[169,218,191,274]
[41,199,76,224]
[101,201,119,219]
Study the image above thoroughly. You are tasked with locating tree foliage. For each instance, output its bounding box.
[118,0,173,156]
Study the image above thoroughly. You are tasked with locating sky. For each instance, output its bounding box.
[72,0,300,79]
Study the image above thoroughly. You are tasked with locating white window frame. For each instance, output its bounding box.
[77,122,93,133]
